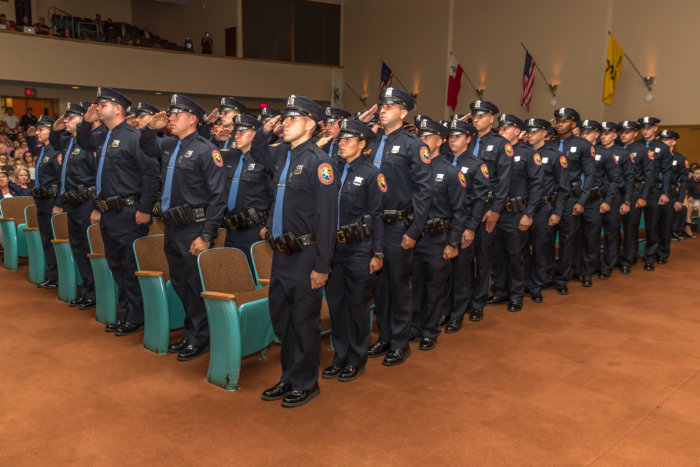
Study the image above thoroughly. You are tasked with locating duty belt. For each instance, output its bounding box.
[541,192,557,205]
[503,197,527,213]
[588,187,607,201]
[337,214,372,245]
[383,208,413,226]
[422,217,450,236]
[61,184,91,205]
[31,184,59,200]
[88,186,139,213]
[633,181,644,191]
[223,209,269,231]
[162,204,206,227]
[570,181,582,197]
[267,232,316,255]
[484,191,495,206]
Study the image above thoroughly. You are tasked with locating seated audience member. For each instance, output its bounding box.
[3,108,19,133]
[0,170,12,199]
[35,17,50,35]
[9,165,33,196]
[684,165,700,237]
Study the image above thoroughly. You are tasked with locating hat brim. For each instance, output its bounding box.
[234,125,255,132]
[526,127,545,132]
[471,110,490,116]
[338,131,360,139]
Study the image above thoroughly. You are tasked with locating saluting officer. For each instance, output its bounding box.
[466,100,513,322]
[27,115,62,290]
[322,119,384,382]
[523,118,569,303]
[79,87,160,335]
[657,129,686,262]
[50,103,98,309]
[366,87,433,366]
[442,120,489,332]
[577,120,621,286]
[142,94,226,361]
[202,97,249,149]
[637,116,673,271]
[134,102,160,130]
[488,114,543,312]
[551,108,595,295]
[319,107,352,160]
[251,95,338,408]
[618,120,655,274]
[411,118,466,350]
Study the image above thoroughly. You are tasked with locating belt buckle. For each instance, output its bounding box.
[100,200,109,211]
[336,230,346,244]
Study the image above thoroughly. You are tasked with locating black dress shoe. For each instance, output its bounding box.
[105,319,123,333]
[177,343,209,361]
[367,340,390,358]
[531,292,543,303]
[445,320,463,333]
[469,309,483,322]
[281,384,320,408]
[78,299,96,310]
[582,276,592,287]
[419,337,436,351]
[598,271,610,280]
[321,365,342,379]
[486,296,509,306]
[557,286,569,295]
[644,263,655,271]
[507,298,523,312]
[439,315,449,327]
[382,346,411,366]
[115,321,144,336]
[38,279,58,289]
[338,365,365,382]
[261,382,291,401]
[69,296,85,307]
[168,337,190,353]
[620,266,631,274]
[656,258,667,265]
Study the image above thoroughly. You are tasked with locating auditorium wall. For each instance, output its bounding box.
[30,0,132,23]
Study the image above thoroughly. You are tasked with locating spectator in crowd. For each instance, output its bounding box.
[0,143,9,159]
[35,17,49,35]
[63,27,73,39]
[21,16,31,27]
[21,150,35,178]
[3,108,19,133]
[9,165,32,195]
[684,164,700,235]
[20,108,37,129]
[0,155,12,173]
[142,26,151,39]
[0,13,9,28]
[50,25,63,37]
[201,32,213,54]
[0,170,12,199]
[184,37,193,52]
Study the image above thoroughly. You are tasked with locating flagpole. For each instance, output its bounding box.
[344,82,367,106]
[607,31,647,83]
[520,43,558,97]
[380,58,414,96]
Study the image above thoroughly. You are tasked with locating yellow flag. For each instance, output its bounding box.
[603,34,625,105]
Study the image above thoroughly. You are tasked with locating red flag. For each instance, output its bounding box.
[447,55,463,111]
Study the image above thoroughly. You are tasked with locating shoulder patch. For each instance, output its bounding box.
[613,154,618,164]
[318,162,334,185]
[270,142,282,147]
[559,155,568,168]
[458,171,467,188]
[533,153,542,166]
[420,147,431,164]
[480,164,489,179]
[57,153,63,165]
[505,143,514,157]
[212,150,223,167]
[648,150,654,161]
[590,146,596,157]
[685,159,690,169]
[377,173,387,192]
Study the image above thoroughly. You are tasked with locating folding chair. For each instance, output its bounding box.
[87,224,119,324]
[51,212,82,302]
[23,204,45,284]
[0,197,33,270]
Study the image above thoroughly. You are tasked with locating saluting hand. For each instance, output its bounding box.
[263,115,281,133]
[148,111,168,131]
[358,104,378,123]
[316,135,331,148]
[310,270,328,289]
[27,126,37,137]
[53,116,66,131]
[215,127,232,142]
[204,108,219,125]
[84,104,99,123]
[458,113,472,122]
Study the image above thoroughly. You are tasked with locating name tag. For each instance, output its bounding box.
[184,150,193,158]
[248,163,256,171]
[486,145,494,151]
[391,145,400,154]
[542,157,549,163]
[614,155,619,162]
[595,155,601,161]
[436,173,444,182]
[111,140,120,148]
[514,156,521,162]
[72,148,80,155]
[672,160,677,166]
[353,176,363,186]
[461,167,468,173]
[570,146,576,152]
[655,147,661,153]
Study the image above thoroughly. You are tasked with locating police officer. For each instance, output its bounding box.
[598,122,632,279]
[577,120,621,286]
[410,118,466,349]
[466,100,513,321]
[202,97,249,149]
[365,87,432,366]
[488,114,544,311]
[443,120,489,331]
[523,118,569,302]
[322,119,384,382]
[637,116,673,270]
[319,107,352,160]
[552,108,595,294]
[79,87,160,335]
[134,102,160,130]
[251,95,337,407]
[657,129,686,262]
[50,103,97,309]
[27,115,61,290]
[142,94,226,360]
[618,120,656,274]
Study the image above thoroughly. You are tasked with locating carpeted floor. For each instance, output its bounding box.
[1,241,699,465]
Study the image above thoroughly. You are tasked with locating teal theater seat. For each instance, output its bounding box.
[51,213,82,302]
[0,197,34,270]
[133,234,185,354]
[87,224,118,324]
[23,204,45,284]
[198,247,274,391]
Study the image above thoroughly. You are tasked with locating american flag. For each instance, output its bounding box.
[521,51,536,111]
[380,61,394,91]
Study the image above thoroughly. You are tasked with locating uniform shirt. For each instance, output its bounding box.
[554,135,595,205]
[611,144,635,204]
[646,139,673,195]
[426,154,467,245]
[77,120,160,214]
[624,141,656,200]
[251,129,338,274]
[466,129,513,213]
[533,145,569,217]
[671,151,690,203]
[49,130,97,207]
[223,148,274,214]
[592,144,622,205]
[509,143,544,218]
[27,136,62,190]
[367,126,433,240]
[452,149,490,232]
[333,156,385,254]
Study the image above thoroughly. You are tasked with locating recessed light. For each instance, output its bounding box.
[71,86,80,89]
[155,92,162,95]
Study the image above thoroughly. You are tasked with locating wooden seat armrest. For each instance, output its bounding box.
[87,253,105,258]
[201,291,236,301]
[134,270,164,277]
[50,239,69,244]
[258,278,270,285]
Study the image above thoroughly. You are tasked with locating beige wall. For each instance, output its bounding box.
[0,2,14,22]
[30,0,132,23]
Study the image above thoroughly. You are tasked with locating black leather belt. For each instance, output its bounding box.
[541,192,557,205]
[484,191,495,206]
[31,184,59,200]
[588,187,607,201]
[337,215,372,244]
[503,197,527,213]
[61,184,91,205]
[223,209,269,231]
[267,232,316,255]
[383,209,413,225]
[633,182,644,191]
[423,218,450,236]
[162,205,206,226]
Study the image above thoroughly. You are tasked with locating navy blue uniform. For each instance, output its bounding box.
[251,129,338,391]
[659,151,689,260]
[600,145,633,275]
[411,154,466,338]
[643,139,673,264]
[325,156,384,368]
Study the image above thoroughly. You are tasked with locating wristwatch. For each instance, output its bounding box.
[200,234,211,243]
[373,252,384,260]
[448,242,460,249]
[624,201,631,206]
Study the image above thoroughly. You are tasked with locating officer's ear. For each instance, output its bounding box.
[399,108,408,121]
[304,117,316,133]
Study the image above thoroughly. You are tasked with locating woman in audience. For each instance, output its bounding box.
[9,166,33,196]
[0,170,12,199]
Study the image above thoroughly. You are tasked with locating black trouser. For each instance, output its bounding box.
[554,200,581,286]
[673,206,687,231]
[470,219,496,310]
[269,245,322,391]
[411,233,451,339]
[224,225,262,273]
[657,200,675,260]
[620,190,643,268]
[601,196,622,274]
[325,242,373,368]
[493,211,528,300]
[576,198,603,276]
[373,222,413,349]
[444,242,475,323]
[36,198,58,282]
[643,190,662,264]
[65,199,95,300]
[525,202,554,294]
[164,223,210,347]
[100,205,148,324]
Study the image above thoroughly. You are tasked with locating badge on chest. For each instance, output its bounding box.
[111,140,120,148]
[294,164,303,175]
[352,176,363,186]
[436,173,444,182]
